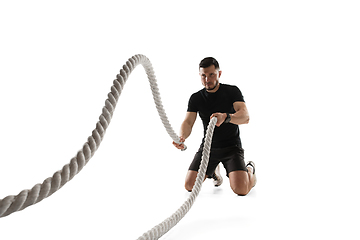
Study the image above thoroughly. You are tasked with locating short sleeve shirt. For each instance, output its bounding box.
[187,83,245,149]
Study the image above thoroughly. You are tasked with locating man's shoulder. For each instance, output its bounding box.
[220,83,244,102]
[190,88,205,98]
[220,83,239,90]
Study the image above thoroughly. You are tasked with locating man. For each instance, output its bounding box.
[172,57,256,196]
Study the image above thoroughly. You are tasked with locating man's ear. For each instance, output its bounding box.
[218,70,222,78]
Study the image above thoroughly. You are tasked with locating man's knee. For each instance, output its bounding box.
[184,170,200,192]
[232,185,249,196]
[229,171,251,196]
[185,182,193,192]
[231,181,249,196]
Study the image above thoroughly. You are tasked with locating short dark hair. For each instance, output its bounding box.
[199,57,220,70]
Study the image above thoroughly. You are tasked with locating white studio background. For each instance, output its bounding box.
[0,1,359,239]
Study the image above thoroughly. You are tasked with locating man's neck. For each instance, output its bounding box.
[206,83,220,93]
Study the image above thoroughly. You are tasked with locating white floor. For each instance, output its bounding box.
[1,145,358,240]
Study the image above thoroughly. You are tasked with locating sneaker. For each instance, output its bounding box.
[246,161,255,174]
[246,161,257,187]
[212,165,223,187]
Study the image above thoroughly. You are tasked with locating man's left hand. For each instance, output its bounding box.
[210,112,227,127]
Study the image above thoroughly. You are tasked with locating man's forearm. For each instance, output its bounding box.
[179,121,193,139]
[230,109,249,125]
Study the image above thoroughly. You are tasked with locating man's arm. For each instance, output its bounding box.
[210,101,249,127]
[173,111,197,149]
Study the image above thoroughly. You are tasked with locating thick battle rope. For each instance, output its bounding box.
[137,117,217,240]
[0,54,217,240]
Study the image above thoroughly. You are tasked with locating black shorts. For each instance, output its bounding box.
[188,145,247,177]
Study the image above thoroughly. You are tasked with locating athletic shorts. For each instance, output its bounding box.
[188,145,247,177]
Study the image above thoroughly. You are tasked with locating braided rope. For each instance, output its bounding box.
[0,54,217,240]
[137,117,217,240]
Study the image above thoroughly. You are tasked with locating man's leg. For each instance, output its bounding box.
[228,165,256,196]
[185,170,208,192]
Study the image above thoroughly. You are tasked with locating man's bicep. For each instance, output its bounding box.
[233,101,248,112]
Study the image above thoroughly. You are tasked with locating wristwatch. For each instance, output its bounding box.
[224,113,231,123]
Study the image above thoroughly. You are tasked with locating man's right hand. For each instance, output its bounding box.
[172,136,186,150]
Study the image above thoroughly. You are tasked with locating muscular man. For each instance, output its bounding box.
[173,57,256,196]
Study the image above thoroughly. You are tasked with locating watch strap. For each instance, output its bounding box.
[224,113,231,123]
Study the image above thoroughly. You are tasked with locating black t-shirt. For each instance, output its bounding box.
[187,83,245,149]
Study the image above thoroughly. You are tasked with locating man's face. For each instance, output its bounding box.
[199,65,222,92]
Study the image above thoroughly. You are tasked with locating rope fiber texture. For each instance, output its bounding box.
[0,54,217,240]
[137,117,217,240]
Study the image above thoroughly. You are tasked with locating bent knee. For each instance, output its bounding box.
[184,170,200,192]
[231,185,249,196]
[185,185,192,192]
[185,182,194,192]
